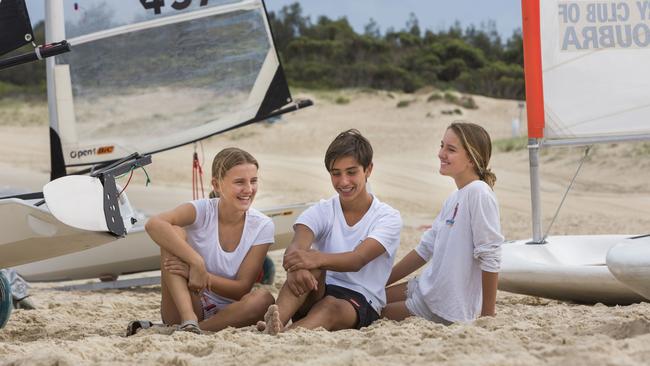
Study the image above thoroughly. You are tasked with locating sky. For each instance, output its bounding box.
[25,0,522,39]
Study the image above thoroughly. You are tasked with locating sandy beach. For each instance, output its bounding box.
[1,89,650,365]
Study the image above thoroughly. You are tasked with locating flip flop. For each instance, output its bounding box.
[125,320,154,337]
[177,320,201,334]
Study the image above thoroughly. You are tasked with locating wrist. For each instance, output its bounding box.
[189,255,205,268]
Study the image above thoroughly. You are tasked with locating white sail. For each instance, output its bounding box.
[48,0,291,167]
[540,0,650,141]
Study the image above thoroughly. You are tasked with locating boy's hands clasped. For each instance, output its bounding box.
[285,270,318,296]
[283,249,322,296]
[283,249,321,272]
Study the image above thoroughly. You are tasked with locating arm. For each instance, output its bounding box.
[283,224,320,295]
[284,237,387,273]
[145,203,208,291]
[145,203,202,266]
[208,243,271,300]
[386,250,427,286]
[480,270,498,316]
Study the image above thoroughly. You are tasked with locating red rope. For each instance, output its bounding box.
[118,170,134,197]
[192,151,205,200]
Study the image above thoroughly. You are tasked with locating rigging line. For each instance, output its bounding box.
[200,140,206,172]
[542,146,592,241]
[118,170,134,197]
[560,101,650,129]
[543,48,603,73]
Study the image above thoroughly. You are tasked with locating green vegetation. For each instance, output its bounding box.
[632,142,650,156]
[0,22,46,98]
[427,92,442,102]
[335,96,350,105]
[269,5,524,99]
[1,6,525,101]
[493,136,528,152]
[396,100,411,108]
[443,91,459,103]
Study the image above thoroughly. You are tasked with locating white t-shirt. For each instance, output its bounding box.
[296,194,402,314]
[415,180,503,323]
[185,198,274,306]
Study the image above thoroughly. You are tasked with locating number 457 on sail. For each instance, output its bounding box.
[140,0,210,15]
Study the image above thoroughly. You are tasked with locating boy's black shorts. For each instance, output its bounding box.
[324,284,380,329]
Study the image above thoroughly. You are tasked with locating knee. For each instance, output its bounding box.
[318,296,347,314]
[241,289,275,313]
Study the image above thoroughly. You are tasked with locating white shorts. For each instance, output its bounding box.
[405,277,453,325]
[200,290,232,320]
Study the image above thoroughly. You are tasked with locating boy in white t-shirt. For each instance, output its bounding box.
[257,129,402,334]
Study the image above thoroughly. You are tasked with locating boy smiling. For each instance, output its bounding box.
[258,129,402,334]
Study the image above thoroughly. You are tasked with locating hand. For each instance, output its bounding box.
[286,269,318,297]
[163,256,189,280]
[283,249,321,272]
[187,259,209,293]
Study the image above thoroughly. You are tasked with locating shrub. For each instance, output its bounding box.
[427,92,442,102]
[335,96,350,104]
[493,137,528,152]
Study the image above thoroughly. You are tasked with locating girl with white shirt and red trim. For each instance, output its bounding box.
[383,122,504,324]
[132,148,275,334]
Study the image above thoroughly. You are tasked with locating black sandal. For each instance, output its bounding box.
[125,320,154,337]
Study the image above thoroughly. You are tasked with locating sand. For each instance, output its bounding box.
[1,89,650,365]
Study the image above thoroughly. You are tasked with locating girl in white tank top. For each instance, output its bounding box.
[132,148,275,334]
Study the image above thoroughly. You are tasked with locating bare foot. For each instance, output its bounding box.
[263,304,282,335]
[256,320,266,332]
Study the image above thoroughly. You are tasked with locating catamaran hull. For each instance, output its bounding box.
[499,235,648,305]
[12,203,310,282]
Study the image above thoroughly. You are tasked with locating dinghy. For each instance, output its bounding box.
[2,0,312,282]
[498,0,650,304]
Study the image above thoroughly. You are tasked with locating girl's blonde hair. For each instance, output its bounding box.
[448,122,496,189]
[209,147,259,198]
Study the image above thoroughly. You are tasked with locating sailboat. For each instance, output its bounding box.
[1,0,312,324]
[498,0,650,304]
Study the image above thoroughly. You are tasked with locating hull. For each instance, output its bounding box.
[13,202,310,282]
[0,198,116,268]
[607,235,650,300]
[499,235,648,305]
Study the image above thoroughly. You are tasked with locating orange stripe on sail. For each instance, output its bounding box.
[522,0,545,139]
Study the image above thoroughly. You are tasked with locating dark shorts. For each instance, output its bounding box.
[323,284,380,329]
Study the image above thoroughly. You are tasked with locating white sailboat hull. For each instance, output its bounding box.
[0,198,116,269]
[12,203,310,282]
[606,236,650,301]
[499,235,648,305]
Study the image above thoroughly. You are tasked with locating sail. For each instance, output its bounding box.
[532,0,650,141]
[0,0,34,56]
[47,0,291,168]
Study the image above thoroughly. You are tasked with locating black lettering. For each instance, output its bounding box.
[140,0,165,15]
[172,0,191,10]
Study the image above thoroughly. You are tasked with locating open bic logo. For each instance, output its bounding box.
[69,146,115,159]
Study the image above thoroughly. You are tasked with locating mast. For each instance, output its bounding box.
[46,0,68,180]
[521,0,545,243]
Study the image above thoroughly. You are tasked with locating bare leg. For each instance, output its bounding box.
[160,226,201,325]
[199,289,274,332]
[289,296,358,331]
[260,269,326,335]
